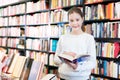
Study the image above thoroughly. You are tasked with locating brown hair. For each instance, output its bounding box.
[68,7,84,18]
[68,7,85,31]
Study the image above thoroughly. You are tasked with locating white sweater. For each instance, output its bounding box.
[54,33,96,80]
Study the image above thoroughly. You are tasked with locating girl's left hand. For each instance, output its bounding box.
[64,59,78,69]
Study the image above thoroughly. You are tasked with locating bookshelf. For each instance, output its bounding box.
[48,0,120,79]
[0,0,49,79]
[0,0,120,79]
[84,0,120,79]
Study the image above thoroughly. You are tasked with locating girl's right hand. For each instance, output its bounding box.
[64,59,78,69]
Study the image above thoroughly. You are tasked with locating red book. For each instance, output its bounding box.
[114,42,119,58]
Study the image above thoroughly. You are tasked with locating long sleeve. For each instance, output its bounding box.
[53,33,96,79]
[75,36,96,71]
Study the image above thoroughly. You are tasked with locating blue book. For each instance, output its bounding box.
[51,39,58,52]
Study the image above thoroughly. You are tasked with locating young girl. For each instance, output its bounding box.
[54,7,96,80]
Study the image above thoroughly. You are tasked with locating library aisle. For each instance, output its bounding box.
[0,0,120,80]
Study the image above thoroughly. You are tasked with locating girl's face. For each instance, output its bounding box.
[69,12,83,31]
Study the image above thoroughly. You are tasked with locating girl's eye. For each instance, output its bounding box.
[76,19,79,21]
[70,20,73,22]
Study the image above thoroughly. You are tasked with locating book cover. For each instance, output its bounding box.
[50,39,58,52]
[20,58,34,80]
[7,54,19,74]
[58,52,90,63]
[28,60,42,80]
[12,55,26,77]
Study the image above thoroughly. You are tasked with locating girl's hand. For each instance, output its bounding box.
[63,52,78,69]
[64,59,78,69]
[64,52,76,57]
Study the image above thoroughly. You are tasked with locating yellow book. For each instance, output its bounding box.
[12,56,26,77]
[7,54,19,74]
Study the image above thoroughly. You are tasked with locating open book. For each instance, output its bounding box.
[58,53,90,63]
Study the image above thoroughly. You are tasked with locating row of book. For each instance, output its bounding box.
[0,17,8,26]
[26,26,41,37]
[96,42,120,58]
[93,60,118,78]
[0,27,21,36]
[51,0,83,9]
[85,0,103,4]
[0,16,25,26]
[90,75,118,80]
[9,16,25,25]
[0,0,48,16]
[1,7,84,26]
[0,0,24,7]
[0,3,25,16]
[0,38,48,51]
[26,26,50,37]
[1,49,48,64]
[0,24,71,38]
[26,39,48,51]
[0,48,47,80]
[7,38,20,48]
[26,12,49,25]
[85,2,120,20]
[1,10,67,26]
[25,51,48,64]
[0,38,7,47]
[50,9,68,23]
[0,38,24,49]
[26,0,48,13]
[26,24,71,37]
[0,38,58,54]
[0,28,9,36]
[86,22,120,38]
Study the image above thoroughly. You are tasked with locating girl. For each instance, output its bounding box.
[54,7,96,80]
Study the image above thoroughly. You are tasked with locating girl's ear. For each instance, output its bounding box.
[81,17,84,24]
[81,17,85,32]
[82,17,84,21]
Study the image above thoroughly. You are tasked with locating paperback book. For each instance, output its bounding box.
[58,52,90,63]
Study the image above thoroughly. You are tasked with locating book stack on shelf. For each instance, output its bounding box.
[0,0,120,80]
